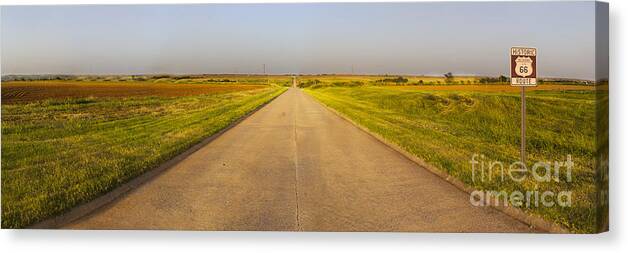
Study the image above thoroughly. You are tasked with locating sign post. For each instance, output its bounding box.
[510,47,537,165]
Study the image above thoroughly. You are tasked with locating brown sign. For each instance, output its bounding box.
[510,47,537,86]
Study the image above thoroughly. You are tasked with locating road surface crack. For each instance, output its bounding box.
[293,89,301,231]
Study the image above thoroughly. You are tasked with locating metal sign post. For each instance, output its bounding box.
[520,86,526,163]
[510,47,537,165]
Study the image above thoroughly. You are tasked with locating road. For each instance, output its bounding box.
[67,88,535,232]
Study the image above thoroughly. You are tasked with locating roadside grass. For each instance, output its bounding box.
[1,86,287,228]
[305,86,599,233]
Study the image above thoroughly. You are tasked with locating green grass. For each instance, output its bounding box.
[1,86,287,228]
[305,86,601,233]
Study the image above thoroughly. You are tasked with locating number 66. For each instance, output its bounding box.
[519,66,529,73]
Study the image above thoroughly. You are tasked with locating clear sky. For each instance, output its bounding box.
[1,2,599,79]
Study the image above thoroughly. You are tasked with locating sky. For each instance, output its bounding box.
[1,2,602,79]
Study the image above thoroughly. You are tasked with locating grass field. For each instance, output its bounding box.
[305,84,602,233]
[1,80,286,228]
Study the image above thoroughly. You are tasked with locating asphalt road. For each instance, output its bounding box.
[67,88,535,232]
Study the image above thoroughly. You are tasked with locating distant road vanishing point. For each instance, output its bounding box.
[66,88,536,232]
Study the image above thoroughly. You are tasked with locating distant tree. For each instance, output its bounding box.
[444,72,454,83]
[498,75,509,83]
[394,76,408,84]
[375,76,408,84]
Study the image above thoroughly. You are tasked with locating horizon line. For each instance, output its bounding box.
[0,73,596,81]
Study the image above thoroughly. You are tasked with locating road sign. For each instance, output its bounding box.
[510,46,537,166]
[510,47,537,86]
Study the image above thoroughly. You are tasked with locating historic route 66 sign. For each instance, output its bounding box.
[510,47,537,86]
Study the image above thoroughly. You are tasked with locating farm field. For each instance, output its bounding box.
[387,84,595,93]
[1,81,267,104]
[1,80,287,228]
[296,74,591,88]
[305,84,601,233]
[297,74,481,85]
